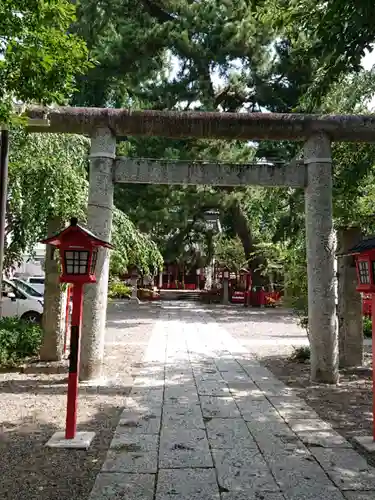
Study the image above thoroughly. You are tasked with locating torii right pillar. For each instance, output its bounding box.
[304,133,339,384]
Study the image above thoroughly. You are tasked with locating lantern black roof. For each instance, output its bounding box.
[346,236,375,255]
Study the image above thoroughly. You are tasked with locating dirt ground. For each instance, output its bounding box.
[0,302,159,500]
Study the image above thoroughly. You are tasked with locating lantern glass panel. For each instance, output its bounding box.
[358,260,370,284]
[90,249,98,274]
[64,250,89,275]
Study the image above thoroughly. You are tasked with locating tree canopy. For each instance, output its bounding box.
[0,0,90,122]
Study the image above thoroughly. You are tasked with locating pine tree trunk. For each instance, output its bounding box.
[337,227,363,368]
[230,199,267,287]
[40,217,64,361]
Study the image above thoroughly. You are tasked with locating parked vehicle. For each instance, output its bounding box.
[24,276,45,295]
[11,278,44,302]
[1,278,43,323]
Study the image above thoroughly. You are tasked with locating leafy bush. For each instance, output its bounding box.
[363,316,372,338]
[0,317,42,366]
[108,281,131,299]
[289,345,311,363]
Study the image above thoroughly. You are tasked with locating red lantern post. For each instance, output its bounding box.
[347,237,375,450]
[42,218,112,448]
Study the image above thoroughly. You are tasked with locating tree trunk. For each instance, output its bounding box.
[230,199,267,287]
[40,217,64,361]
[337,227,363,368]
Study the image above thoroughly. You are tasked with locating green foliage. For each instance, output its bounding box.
[363,316,372,339]
[0,317,42,366]
[214,236,246,271]
[108,281,131,300]
[0,0,91,122]
[110,208,164,277]
[261,0,375,107]
[289,345,310,363]
[6,130,89,269]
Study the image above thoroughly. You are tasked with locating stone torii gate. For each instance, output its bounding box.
[28,107,375,385]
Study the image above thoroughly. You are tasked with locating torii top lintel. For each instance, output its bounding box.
[26,106,375,142]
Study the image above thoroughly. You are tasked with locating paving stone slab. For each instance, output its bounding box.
[270,458,336,492]
[267,396,320,422]
[206,418,257,449]
[133,376,165,388]
[102,449,158,473]
[196,379,231,396]
[194,371,224,383]
[89,472,155,500]
[297,430,352,448]
[118,413,161,435]
[311,447,375,490]
[344,492,375,500]
[215,359,244,373]
[281,485,346,500]
[212,448,280,492]
[230,386,268,399]
[162,413,205,431]
[200,395,241,418]
[110,432,158,451]
[288,418,333,433]
[156,468,220,500]
[236,399,280,421]
[221,493,285,500]
[159,428,212,468]
[250,432,305,461]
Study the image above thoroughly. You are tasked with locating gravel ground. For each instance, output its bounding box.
[0,301,160,500]
[208,304,374,465]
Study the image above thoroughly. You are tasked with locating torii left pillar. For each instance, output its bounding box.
[80,128,116,381]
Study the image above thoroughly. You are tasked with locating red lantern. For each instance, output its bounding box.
[42,217,112,285]
[41,218,112,446]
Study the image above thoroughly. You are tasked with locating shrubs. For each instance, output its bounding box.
[108,281,131,299]
[0,317,42,366]
[363,316,372,338]
[289,345,311,363]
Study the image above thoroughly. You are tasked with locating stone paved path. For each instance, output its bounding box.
[89,304,375,499]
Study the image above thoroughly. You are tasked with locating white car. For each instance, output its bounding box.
[1,278,43,323]
[11,278,44,303]
[24,276,45,295]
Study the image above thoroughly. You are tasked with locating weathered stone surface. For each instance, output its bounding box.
[304,132,338,384]
[156,468,220,500]
[118,413,161,435]
[89,473,155,500]
[110,432,158,451]
[115,158,307,188]
[288,418,333,433]
[81,128,116,381]
[162,412,205,431]
[221,493,285,500]
[40,217,65,362]
[298,429,351,448]
[159,429,212,468]
[236,398,280,421]
[102,449,158,473]
[206,418,256,449]
[311,447,375,490]
[212,448,279,492]
[268,396,320,421]
[196,379,230,396]
[344,492,375,500]
[337,226,363,368]
[29,106,375,143]
[281,485,346,500]
[200,396,241,418]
